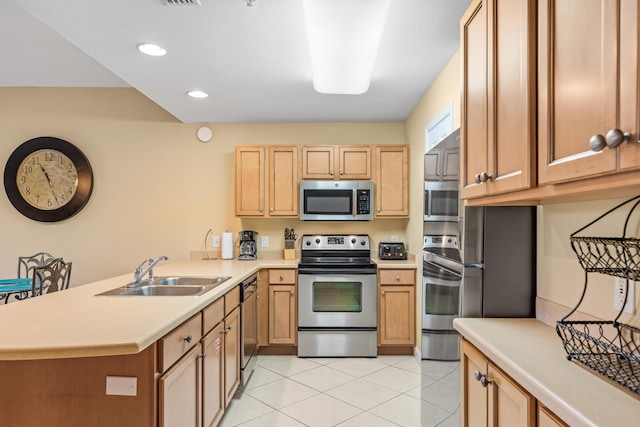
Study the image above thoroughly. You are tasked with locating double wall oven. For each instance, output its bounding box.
[297,234,377,357]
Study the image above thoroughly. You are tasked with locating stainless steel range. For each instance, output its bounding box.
[297,234,378,357]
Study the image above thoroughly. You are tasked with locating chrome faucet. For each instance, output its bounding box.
[132,256,168,286]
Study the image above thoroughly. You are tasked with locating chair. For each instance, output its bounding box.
[2,252,58,303]
[31,258,72,297]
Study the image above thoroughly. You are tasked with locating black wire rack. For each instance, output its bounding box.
[557,195,640,395]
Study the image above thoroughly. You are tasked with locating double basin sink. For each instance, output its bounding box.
[96,276,231,297]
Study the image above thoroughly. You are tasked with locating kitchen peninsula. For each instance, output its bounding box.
[0,256,417,426]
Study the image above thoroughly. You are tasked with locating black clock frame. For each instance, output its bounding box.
[4,136,93,222]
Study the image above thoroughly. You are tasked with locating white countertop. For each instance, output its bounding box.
[454,318,640,427]
[0,257,417,361]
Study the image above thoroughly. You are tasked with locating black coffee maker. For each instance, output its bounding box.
[238,230,258,260]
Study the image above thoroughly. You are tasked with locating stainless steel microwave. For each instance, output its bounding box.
[424,180,459,222]
[300,180,373,221]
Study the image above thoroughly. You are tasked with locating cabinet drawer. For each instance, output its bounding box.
[225,285,240,316]
[269,269,296,284]
[158,313,202,372]
[379,269,415,285]
[203,297,224,335]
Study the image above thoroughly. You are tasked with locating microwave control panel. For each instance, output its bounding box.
[357,189,371,215]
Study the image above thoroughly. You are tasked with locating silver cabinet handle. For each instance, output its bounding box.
[606,128,632,148]
[478,171,492,183]
[474,370,491,387]
[340,170,344,175]
[381,290,385,296]
[474,173,481,184]
[199,353,207,359]
[184,335,193,343]
[591,129,632,151]
[259,207,264,212]
[280,275,284,281]
[377,208,381,212]
[270,207,274,212]
[290,290,295,295]
[395,275,400,281]
[223,325,232,334]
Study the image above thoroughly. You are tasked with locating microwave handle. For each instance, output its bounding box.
[425,189,432,217]
[353,190,357,217]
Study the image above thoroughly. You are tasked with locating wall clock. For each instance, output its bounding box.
[4,136,94,222]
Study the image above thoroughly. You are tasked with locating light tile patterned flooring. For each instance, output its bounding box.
[220,355,460,427]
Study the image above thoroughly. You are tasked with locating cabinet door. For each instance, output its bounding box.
[268,146,299,216]
[302,146,334,179]
[374,145,409,217]
[202,324,225,427]
[487,364,535,427]
[269,284,297,345]
[338,146,371,179]
[442,149,460,181]
[620,0,640,171]
[486,0,536,194]
[424,150,442,181]
[159,345,201,427]
[224,307,240,405]
[378,285,415,346]
[257,270,269,348]
[235,146,266,216]
[461,0,489,199]
[538,0,619,183]
[538,405,568,427]
[461,339,489,427]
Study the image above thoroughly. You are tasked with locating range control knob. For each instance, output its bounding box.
[315,238,321,244]
[351,238,357,244]
[306,241,311,246]
[360,240,366,246]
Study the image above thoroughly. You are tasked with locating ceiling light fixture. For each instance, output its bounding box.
[187,90,209,99]
[136,43,167,57]
[302,0,390,95]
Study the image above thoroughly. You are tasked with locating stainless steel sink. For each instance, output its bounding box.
[96,276,231,297]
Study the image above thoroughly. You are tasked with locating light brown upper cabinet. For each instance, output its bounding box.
[235,146,299,217]
[374,145,409,217]
[461,0,537,200]
[538,0,640,184]
[301,145,372,180]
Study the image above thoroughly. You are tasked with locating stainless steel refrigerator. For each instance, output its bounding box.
[421,206,536,360]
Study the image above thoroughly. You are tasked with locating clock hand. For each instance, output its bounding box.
[39,164,61,206]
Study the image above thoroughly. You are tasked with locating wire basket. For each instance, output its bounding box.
[557,195,640,395]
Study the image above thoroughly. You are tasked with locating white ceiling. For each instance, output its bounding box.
[3,0,471,123]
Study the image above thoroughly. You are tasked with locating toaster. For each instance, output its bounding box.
[378,242,407,260]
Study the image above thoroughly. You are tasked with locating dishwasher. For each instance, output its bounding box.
[239,273,258,388]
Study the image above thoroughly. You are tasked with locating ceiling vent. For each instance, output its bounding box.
[161,0,202,5]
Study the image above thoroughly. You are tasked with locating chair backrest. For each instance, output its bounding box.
[31,258,72,297]
[17,252,57,278]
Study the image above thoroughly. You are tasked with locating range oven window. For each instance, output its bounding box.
[312,281,362,312]
[304,189,352,215]
[424,282,459,316]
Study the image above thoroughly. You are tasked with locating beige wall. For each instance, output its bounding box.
[538,199,640,326]
[0,88,405,286]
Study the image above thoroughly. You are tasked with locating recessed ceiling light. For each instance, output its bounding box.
[136,43,167,57]
[187,90,209,99]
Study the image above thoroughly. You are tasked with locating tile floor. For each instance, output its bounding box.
[220,355,460,427]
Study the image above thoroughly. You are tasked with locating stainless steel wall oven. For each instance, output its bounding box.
[297,234,377,357]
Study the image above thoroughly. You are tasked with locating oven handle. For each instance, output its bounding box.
[424,261,462,279]
[298,268,378,275]
[298,327,377,332]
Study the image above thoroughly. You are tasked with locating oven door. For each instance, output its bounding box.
[298,273,377,328]
[422,253,462,330]
[424,180,459,222]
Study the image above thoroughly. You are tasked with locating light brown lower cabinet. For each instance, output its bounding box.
[462,338,568,427]
[159,344,201,427]
[378,269,415,347]
[268,269,297,345]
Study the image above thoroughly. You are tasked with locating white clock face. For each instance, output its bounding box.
[16,149,79,210]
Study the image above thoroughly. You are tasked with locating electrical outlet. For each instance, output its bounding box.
[261,236,269,248]
[212,235,221,248]
[391,235,399,242]
[614,277,636,315]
